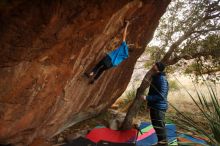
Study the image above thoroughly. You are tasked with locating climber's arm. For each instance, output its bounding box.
[122,21,129,42]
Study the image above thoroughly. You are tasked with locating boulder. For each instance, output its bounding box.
[0,0,170,145]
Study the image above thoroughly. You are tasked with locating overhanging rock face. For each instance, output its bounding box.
[0,0,170,145]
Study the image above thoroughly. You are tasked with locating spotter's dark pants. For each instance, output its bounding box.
[150,108,167,144]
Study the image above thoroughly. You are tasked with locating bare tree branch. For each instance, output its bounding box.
[134,67,146,70]
[205,12,220,19]
[137,59,150,62]
[161,8,218,63]
[195,67,220,75]
[193,27,220,33]
[167,51,213,65]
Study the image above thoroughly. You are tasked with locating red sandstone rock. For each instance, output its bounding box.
[0,0,170,145]
[29,138,52,146]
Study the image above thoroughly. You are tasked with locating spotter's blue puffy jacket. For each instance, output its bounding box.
[147,72,169,111]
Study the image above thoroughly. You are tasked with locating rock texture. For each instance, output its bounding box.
[0,0,170,145]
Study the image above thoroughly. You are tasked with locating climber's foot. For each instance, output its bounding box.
[89,72,94,76]
[89,80,95,84]
[84,72,91,78]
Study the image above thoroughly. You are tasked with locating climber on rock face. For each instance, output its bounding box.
[85,21,130,84]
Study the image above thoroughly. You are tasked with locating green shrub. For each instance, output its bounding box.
[169,79,180,91]
[171,82,220,145]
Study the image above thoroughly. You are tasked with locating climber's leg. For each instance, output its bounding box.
[85,57,106,78]
[89,65,110,84]
[91,59,105,76]
[93,65,107,80]
[90,55,113,83]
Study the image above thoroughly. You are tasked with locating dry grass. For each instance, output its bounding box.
[168,75,220,110]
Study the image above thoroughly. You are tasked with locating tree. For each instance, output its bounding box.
[122,0,220,129]
[182,34,220,82]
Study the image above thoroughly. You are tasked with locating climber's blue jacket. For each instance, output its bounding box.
[107,41,129,67]
[147,72,169,111]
